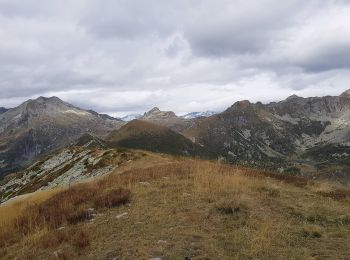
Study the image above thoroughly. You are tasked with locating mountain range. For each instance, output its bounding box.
[1,90,349,182]
[121,110,217,121]
[181,111,217,119]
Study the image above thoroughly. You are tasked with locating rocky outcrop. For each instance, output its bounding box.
[0,146,141,203]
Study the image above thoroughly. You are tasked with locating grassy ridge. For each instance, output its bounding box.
[1,159,350,259]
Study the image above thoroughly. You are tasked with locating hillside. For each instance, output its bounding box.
[0,96,125,177]
[0,144,169,204]
[106,120,211,158]
[1,157,350,259]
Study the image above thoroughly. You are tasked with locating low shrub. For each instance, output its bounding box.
[94,188,131,209]
[215,199,248,217]
[4,183,131,246]
[302,226,322,238]
[71,229,91,249]
[39,227,91,250]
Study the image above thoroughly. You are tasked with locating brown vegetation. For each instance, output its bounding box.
[0,181,130,249]
[1,158,350,259]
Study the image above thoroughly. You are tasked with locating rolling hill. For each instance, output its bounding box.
[106,120,211,158]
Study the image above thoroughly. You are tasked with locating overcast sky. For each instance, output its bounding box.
[0,0,349,116]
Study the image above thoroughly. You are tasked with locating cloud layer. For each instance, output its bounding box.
[0,0,349,116]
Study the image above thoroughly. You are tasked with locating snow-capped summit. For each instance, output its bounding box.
[181,111,217,119]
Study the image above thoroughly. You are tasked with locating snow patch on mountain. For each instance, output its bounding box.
[121,114,142,121]
[181,111,217,119]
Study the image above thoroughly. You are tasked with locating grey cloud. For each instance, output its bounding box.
[82,0,184,39]
[183,0,308,56]
[296,44,350,72]
[0,0,350,115]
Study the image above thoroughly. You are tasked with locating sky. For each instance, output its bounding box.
[0,0,350,117]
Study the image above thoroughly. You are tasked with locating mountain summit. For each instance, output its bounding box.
[142,107,177,120]
[0,96,124,176]
[341,89,350,97]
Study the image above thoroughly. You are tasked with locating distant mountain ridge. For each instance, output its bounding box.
[0,96,124,177]
[181,111,217,119]
[182,89,350,180]
[121,114,142,121]
[121,109,216,122]
[1,90,350,182]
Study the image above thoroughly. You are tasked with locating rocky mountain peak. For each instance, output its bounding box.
[340,89,350,97]
[286,94,302,101]
[27,96,65,106]
[143,107,177,119]
[149,107,160,113]
[226,100,252,112]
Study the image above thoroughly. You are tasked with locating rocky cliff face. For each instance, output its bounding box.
[0,96,124,177]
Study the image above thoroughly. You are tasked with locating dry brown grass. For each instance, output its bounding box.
[1,158,350,259]
[94,188,130,209]
[0,181,130,249]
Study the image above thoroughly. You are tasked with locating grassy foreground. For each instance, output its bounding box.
[1,158,350,259]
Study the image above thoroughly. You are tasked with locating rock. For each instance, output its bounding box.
[116,212,128,219]
[53,249,62,257]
